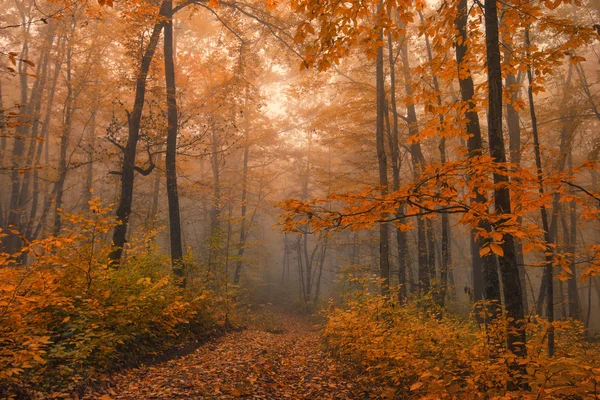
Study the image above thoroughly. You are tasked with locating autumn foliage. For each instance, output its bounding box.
[0,199,225,398]
[323,277,600,399]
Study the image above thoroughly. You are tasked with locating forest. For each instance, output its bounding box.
[1,0,600,397]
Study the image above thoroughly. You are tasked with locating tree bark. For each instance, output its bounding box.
[399,30,429,294]
[386,31,408,301]
[233,107,250,285]
[109,2,168,264]
[375,15,390,295]
[484,0,528,375]
[421,11,452,304]
[164,0,184,280]
[525,28,554,355]
[454,0,499,304]
[503,42,528,313]
[566,151,581,318]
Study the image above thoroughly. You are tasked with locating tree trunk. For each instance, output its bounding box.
[537,67,574,315]
[53,22,77,236]
[109,1,168,264]
[233,112,250,285]
[82,111,97,207]
[386,31,408,302]
[484,0,528,374]
[164,0,184,280]
[454,0,499,304]
[503,42,529,313]
[525,28,554,355]
[566,151,581,318]
[375,16,390,295]
[399,30,429,294]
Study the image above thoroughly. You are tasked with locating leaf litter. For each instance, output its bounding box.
[85,310,362,399]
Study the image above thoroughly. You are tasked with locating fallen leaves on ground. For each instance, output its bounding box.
[85,311,362,399]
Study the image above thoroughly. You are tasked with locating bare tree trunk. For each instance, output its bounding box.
[566,151,581,318]
[485,0,528,376]
[375,15,390,295]
[313,237,328,303]
[386,31,407,302]
[109,1,168,264]
[454,0,499,304]
[53,20,77,236]
[82,111,97,207]
[208,115,222,279]
[17,34,54,214]
[233,116,249,285]
[150,150,162,224]
[0,77,6,163]
[537,67,574,315]
[503,41,528,313]
[525,28,554,355]
[399,31,429,294]
[6,25,35,250]
[164,0,184,279]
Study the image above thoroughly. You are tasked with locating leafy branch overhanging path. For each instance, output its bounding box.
[85,311,360,399]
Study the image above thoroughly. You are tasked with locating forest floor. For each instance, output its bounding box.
[84,306,363,399]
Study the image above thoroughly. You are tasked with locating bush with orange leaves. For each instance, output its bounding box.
[323,276,600,399]
[0,198,225,398]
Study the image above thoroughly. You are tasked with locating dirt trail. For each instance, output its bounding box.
[85,309,362,399]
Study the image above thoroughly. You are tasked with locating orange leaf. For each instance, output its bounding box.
[490,243,504,257]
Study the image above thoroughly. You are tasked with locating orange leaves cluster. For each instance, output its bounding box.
[292,0,415,70]
[0,199,221,398]
[278,154,600,283]
[323,278,600,398]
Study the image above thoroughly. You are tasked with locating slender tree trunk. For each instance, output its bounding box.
[164,0,184,279]
[399,31,429,293]
[209,116,222,278]
[525,28,554,355]
[313,237,328,302]
[375,16,390,295]
[386,31,408,302]
[566,152,581,318]
[537,67,574,314]
[233,113,250,285]
[484,0,528,375]
[454,0,499,304]
[82,111,97,207]
[150,150,162,224]
[53,23,77,235]
[503,43,529,313]
[109,2,168,264]
[302,132,314,299]
[6,30,34,250]
[0,78,6,231]
[17,35,54,214]
[0,77,6,163]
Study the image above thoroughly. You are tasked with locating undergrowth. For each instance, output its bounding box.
[322,276,600,399]
[0,199,227,399]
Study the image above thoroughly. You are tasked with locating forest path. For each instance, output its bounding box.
[85,307,361,399]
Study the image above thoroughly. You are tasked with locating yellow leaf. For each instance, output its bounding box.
[410,382,423,391]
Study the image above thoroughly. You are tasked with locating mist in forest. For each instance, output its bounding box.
[1,0,600,397]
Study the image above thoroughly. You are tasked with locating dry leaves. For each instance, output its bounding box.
[86,312,362,399]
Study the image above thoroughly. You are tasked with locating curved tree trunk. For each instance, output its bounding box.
[109,2,168,264]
